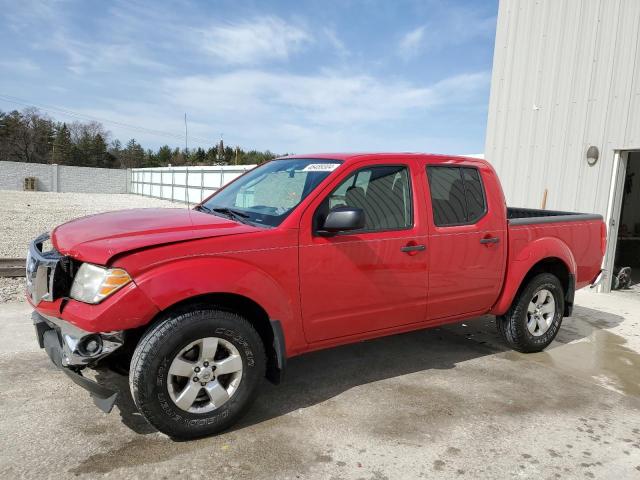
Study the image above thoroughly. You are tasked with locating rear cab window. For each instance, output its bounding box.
[426,166,487,226]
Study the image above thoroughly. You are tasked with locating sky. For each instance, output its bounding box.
[0,0,498,155]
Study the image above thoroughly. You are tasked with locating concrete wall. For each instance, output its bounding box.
[0,161,130,193]
[485,0,640,217]
[57,165,130,193]
[0,161,57,191]
[131,165,256,203]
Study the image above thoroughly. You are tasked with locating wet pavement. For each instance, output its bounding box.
[1,290,639,479]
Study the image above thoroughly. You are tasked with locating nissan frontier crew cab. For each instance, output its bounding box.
[27,153,606,439]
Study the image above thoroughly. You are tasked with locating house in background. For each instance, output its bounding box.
[485,0,640,292]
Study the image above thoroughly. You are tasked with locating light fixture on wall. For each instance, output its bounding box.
[586,145,599,166]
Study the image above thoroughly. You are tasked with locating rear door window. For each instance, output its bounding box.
[426,166,486,226]
[462,168,486,223]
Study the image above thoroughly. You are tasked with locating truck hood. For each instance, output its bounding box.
[51,208,261,264]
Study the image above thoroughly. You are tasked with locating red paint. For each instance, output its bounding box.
[34,153,605,359]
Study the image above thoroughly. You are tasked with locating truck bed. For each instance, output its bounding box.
[507,207,603,225]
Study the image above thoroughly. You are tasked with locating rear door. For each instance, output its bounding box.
[425,163,506,319]
[298,159,429,343]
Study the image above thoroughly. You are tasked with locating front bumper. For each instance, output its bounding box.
[33,311,121,413]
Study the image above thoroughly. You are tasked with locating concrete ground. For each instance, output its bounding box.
[1,289,639,479]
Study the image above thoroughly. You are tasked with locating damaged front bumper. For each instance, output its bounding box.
[33,311,123,413]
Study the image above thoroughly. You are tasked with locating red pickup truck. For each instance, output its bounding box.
[28,153,605,438]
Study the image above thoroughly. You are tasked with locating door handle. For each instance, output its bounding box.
[480,237,500,244]
[401,244,426,252]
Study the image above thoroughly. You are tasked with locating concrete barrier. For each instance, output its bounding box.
[0,161,130,193]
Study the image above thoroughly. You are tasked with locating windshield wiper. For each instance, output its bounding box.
[211,207,251,224]
[194,204,212,213]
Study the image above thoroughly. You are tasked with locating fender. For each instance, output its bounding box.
[490,236,577,316]
[133,256,303,354]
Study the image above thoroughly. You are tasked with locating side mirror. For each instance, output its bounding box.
[319,206,365,234]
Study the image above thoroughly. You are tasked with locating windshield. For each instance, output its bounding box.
[200,159,342,227]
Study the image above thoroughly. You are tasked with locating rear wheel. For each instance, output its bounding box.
[496,273,565,353]
[129,309,265,439]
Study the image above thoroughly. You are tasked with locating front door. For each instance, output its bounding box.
[299,161,428,343]
[425,164,506,319]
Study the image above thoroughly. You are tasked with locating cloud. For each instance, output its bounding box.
[2,0,57,32]
[34,30,166,75]
[64,68,488,153]
[323,28,350,58]
[164,70,489,126]
[399,26,426,60]
[0,58,40,74]
[0,2,493,153]
[200,16,311,65]
[398,7,495,59]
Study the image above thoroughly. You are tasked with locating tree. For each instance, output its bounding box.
[52,123,73,165]
[120,139,146,168]
[205,147,218,164]
[0,108,55,164]
[223,146,234,164]
[71,130,93,166]
[108,139,123,167]
[242,149,276,165]
[170,147,186,166]
[92,133,108,168]
[157,145,172,165]
[192,147,206,165]
[0,107,281,168]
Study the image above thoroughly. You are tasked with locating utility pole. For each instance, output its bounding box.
[49,141,59,164]
[184,113,189,207]
[184,113,188,155]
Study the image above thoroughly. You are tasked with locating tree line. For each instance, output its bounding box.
[0,108,278,169]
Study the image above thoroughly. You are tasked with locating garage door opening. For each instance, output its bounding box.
[607,151,640,292]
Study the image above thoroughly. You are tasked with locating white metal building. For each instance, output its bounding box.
[485,0,640,292]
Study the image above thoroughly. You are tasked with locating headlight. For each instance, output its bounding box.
[70,263,132,304]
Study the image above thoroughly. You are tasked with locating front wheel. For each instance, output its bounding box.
[496,273,565,353]
[129,309,266,439]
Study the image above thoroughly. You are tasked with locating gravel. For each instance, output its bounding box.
[0,277,26,303]
[0,191,177,303]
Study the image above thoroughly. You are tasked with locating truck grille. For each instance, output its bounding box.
[26,233,75,305]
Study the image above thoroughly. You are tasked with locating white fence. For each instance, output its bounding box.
[130,165,256,203]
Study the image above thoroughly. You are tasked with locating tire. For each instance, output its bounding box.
[496,273,565,353]
[129,309,266,439]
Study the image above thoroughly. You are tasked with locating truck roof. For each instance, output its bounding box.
[280,152,486,165]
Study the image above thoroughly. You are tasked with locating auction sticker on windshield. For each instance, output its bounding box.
[301,163,340,172]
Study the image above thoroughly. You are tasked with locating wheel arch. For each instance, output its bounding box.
[517,257,574,316]
[492,236,577,317]
[129,292,285,384]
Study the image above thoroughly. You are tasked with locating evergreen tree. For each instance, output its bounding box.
[157,145,172,165]
[193,147,206,164]
[52,123,73,165]
[121,138,145,168]
[92,133,108,168]
[108,139,123,167]
[0,107,281,168]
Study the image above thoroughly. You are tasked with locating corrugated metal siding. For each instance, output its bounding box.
[485,0,640,216]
